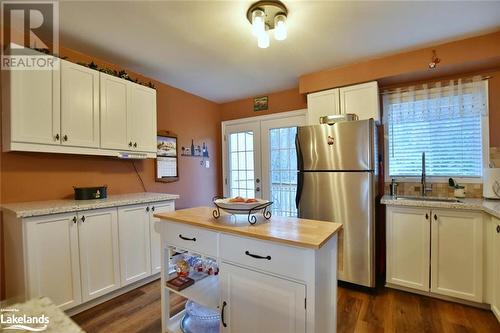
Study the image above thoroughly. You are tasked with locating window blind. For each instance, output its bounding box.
[383,77,487,178]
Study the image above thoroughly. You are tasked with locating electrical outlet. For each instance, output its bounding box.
[205,160,210,168]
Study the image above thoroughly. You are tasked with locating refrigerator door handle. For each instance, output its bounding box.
[296,172,304,209]
[295,133,303,171]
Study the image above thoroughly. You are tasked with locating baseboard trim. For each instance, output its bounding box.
[66,274,160,316]
[385,283,490,310]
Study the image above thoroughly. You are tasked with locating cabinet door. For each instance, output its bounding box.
[306,88,340,125]
[25,213,81,310]
[430,209,483,302]
[150,201,175,274]
[6,60,60,145]
[127,84,157,152]
[386,206,430,291]
[60,60,100,148]
[100,73,129,150]
[492,217,500,321]
[339,81,379,121]
[118,204,152,285]
[78,208,120,302]
[220,263,306,333]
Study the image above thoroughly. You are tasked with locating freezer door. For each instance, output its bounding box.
[297,171,375,287]
[297,119,374,171]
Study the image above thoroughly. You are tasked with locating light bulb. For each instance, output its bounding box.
[274,14,287,41]
[257,31,270,49]
[252,9,265,37]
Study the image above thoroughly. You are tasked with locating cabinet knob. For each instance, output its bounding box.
[434,214,437,221]
[151,206,155,212]
[133,142,137,148]
[55,133,60,141]
[72,216,77,224]
[425,213,429,220]
[146,206,150,212]
[81,215,86,223]
[63,135,68,141]
[497,225,500,233]
[129,141,133,147]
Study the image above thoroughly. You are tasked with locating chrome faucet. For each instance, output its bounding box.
[421,152,433,196]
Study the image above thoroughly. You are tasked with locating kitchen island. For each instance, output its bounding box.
[154,207,342,333]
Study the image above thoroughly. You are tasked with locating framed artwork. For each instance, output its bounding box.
[254,96,268,112]
[155,131,179,182]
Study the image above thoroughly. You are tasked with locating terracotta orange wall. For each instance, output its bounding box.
[0,46,222,209]
[220,87,306,121]
[299,30,500,94]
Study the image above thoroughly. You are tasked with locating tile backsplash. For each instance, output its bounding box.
[383,147,499,199]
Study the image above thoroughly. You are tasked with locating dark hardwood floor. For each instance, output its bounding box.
[72,280,500,333]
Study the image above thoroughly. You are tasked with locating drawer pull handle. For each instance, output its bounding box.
[221,301,227,327]
[179,234,196,242]
[245,250,271,260]
[497,225,500,233]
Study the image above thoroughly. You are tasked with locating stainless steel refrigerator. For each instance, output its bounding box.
[296,119,375,287]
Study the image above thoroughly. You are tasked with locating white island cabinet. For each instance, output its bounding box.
[155,207,342,333]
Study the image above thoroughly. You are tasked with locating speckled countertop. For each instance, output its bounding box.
[2,192,179,218]
[381,195,500,219]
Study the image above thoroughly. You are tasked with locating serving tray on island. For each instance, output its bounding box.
[212,196,273,225]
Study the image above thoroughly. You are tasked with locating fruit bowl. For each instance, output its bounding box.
[212,196,273,224]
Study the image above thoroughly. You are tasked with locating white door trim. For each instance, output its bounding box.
[221,109,307,197]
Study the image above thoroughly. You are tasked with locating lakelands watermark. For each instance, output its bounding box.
[1,0,59,70]
[1,308,49,331]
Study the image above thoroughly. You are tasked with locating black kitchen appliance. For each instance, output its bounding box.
[74,186,107,200]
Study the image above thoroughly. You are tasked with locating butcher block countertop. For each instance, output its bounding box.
[154,206,342,250]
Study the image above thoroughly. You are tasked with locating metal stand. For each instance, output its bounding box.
[212,196,273,225]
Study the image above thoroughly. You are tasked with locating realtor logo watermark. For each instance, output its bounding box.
[1,0,59,70]
[1,307,49,331]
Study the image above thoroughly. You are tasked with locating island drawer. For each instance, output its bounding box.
[220,233,310,281]
[164,222,218,257]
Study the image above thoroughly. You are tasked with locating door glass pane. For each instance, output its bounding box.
[269,126,298,217]
[229,131,255,198]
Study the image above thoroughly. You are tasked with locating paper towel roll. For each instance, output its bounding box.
[483,168,500,199]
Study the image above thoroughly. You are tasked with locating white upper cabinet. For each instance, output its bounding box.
[306,81,379,125]
[339,81,380,122]
[100,72,130,150]
[61,60,100,148]
[2,57,60,146]
[127,84,157,152]
[77,208,120,302]
[101,73,157,153]
[25,213,81,310]
[386,206,430,291]
[306,88,340,125]
[3,58,157,157]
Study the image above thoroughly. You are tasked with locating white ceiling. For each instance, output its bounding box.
[59,1,500,103]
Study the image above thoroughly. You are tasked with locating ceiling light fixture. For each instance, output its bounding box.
[247,1,288,49]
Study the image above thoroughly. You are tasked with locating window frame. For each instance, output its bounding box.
[383,80,489,184]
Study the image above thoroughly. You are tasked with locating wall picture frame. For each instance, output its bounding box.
[155,131,179,182]
[254,96,268,112]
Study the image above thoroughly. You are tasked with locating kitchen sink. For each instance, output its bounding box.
[395,195,463,203]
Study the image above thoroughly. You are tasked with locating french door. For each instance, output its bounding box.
[223,112,306,217]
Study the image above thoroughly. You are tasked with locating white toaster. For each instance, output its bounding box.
[483,168,500,199]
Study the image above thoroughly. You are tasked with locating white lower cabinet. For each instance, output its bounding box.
[78,208,121,302]
[149,202,175,274]
[25,213,82,310]
[386,206,483,302]
[430,209,483,302]
[118,204,152,285]
[492,217,500,321]
[386,206,430,291]
[220,263,306,333]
